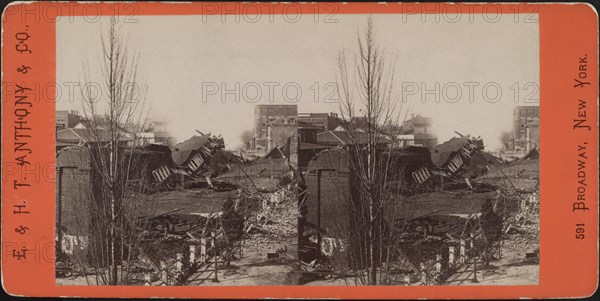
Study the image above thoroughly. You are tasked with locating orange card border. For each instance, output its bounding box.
[1,2,598,299]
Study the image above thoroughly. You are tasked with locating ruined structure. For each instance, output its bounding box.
[56,129,299,286]
[298,133,540,285]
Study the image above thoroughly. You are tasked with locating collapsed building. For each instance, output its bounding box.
[56,129,298,285]
[149,133,227,185]
[298,133,540,285]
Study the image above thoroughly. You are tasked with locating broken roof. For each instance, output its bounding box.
[171,134,211,165]
[261,146,287,160]
[431,136,471,167]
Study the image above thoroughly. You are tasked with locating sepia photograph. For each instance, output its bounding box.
[295,14,540,286]
[54,11,539,286]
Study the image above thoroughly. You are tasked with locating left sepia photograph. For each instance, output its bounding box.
[55,16,298,286]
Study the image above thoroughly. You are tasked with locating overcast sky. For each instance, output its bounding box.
[57,13,539,150]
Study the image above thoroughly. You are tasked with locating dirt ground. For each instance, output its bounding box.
[186,236,299,286]
[185,185,300,286]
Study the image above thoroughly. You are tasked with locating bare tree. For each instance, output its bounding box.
[331,16,407,285]
[77,16,151,285]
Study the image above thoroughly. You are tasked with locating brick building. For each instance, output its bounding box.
[254,105,297,137]
[56,146,92,257]
[512,106,540,150]
[300,149,350,264]
[297,112,341,132]
[56,145,166,261]
[254,105,297,150]
[56,110,81,131]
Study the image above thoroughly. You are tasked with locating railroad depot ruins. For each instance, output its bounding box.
[56,129,299,286]
[298,133,540,285]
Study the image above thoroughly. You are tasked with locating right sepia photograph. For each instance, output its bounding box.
[296,14,539,286]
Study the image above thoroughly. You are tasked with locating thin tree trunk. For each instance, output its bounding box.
[109,140,117,285]
[334,16,405,285]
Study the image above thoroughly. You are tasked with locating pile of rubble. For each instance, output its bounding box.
[55,126,300,285]
[501,191,540,262]
[398,143,540,284]
[298,132,540,286]
[246,186,297,238]
[123,183,297,284]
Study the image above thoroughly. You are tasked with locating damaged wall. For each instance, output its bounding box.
[300,149,350,265]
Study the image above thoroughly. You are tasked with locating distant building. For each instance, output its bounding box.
[298,112,341,132]
[255,115,297,150]
[255,105,297,137]
[525,118,539,152]
[254,105,297,149]
[298,121,321,144]
[56,124,134,149]
[298,121,328,170]
[269,116,297,145]
[153,132,177,147]
[513,106,540,150]
[396,134,415,148]
[402,114,437,150]
[56,110,81,131]
[146,121,176,147]
[137,132,156,145]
